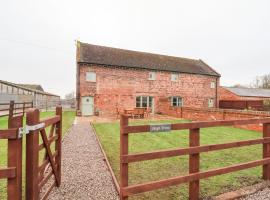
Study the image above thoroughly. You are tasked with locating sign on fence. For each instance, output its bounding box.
[150,124,171,132]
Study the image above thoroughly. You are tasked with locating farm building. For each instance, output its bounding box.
[220,86,270,101]
[0,80,60,108]
[76,41,220,116]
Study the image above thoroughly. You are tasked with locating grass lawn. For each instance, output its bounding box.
[0,111,75,199]
[93,119,264,200]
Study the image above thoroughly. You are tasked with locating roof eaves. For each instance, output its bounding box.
[77,62,221,77]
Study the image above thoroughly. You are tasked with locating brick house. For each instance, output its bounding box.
[76,42,220,116]
[220,87,270,101]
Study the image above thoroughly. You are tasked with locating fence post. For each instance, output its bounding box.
[7,115,23,200]
[22,102,25,116]
[8,101,14,124]
[26,108,40,200]
[120,115,129,200]
[189,128,200,200]
[55,106,62,186]
[263,123,270,180]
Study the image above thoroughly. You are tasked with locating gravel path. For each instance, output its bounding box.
[48,118,119,200]
[240,187,270,200]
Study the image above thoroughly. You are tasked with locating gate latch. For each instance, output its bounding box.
[18,123,45,138]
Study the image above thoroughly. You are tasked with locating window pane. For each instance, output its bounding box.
[171,73,178,81]
[149,72,156,80]
[142,96,147,107]
[148,97,153,107]
[136,96,141,107]
[86,72,96,82]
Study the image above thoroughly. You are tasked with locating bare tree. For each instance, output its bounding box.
[251,74,270,89]
[65,91,75,100]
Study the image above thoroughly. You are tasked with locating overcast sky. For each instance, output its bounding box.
[0,0,269,98]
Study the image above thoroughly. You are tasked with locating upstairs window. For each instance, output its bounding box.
[208,98,214,108]
[86,72,96,82]
[171,73,178,82]
[210,81,215,88]
[148,72,156,80]
[171,96,183,107]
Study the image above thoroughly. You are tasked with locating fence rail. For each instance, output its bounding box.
[119,115,270,200]
[0,101,33,117]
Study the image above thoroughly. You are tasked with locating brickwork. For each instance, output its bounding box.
[78,64,219,116]
[159,102,270,131]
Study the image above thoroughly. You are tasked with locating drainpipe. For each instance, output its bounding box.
[216,77,219,108]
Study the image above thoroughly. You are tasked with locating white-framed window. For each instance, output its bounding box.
[136,96,153,108]
[171,96,183,107]
[208,98,214,108]
[86,72,96,82]
[210,81,215,89]
[148,72,156,80]
[171,73,178,82]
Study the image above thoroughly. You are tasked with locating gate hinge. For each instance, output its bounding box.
[18,123,45,138]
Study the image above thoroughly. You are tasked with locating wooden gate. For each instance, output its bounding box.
[0,101,62,200]
[119,115,270,200]
[26,107,62,200]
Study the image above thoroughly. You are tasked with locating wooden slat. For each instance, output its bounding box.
[39,170,53,190]
[8,114,23,200]
[40,181,56,200]
[263,123,270,180]
[39,151,58,174]
[124,118,270,134]
[122,137,270,163]
[40,116,60,128]
[120,115,129,200]
[189,128,200,200]
[0,129,18,139]
[0,168,16,179]
[39,135,58,151]
[122,158,270,197]
[40,129,60,186]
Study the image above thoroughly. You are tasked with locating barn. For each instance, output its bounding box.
[220,86,270,101]
[76,41,221,116]
[0,80,60,108]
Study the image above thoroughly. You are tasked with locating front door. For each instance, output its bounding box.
[81,96,94,116]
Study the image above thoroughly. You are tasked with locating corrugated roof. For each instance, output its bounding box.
[77,41,220,77]
[0,80,59,97]
[17,84,44,92]
[224,87,270,98]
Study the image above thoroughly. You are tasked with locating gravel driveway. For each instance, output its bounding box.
[240,187,270,200]
[48,118,119,200]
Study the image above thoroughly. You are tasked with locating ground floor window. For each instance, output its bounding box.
[170,96,183,107]
[208,98,214,108]
[136,96,153,108]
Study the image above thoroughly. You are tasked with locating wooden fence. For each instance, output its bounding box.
[0,102,62,200]
[119,115,270,200]
[219,100,264,110]
[0,100,33,117]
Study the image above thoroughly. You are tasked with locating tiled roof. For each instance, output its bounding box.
[77,41,220,77]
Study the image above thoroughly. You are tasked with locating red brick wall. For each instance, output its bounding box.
[78,64,219,116]
[159,103,270,131]
[219,87,240,100]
